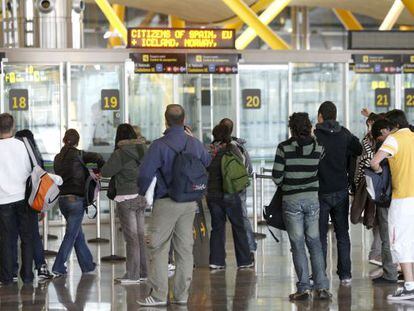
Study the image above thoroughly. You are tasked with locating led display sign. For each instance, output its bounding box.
[128,28,235,49]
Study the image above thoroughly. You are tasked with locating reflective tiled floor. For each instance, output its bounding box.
[0,220,411,311]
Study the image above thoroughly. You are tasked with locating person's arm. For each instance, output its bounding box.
[138,142,163,195]
[101,151,122,178]
[82,151,105,168]
[347,131,363,157]
[272,145,285,186]
[371,135,397,172]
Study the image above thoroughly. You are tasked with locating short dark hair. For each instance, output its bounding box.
[289,112,312,138]
[385,109,409,129]
[371,119,393,140]
[318,101,337,121]
[115,123,137,149]
[165,104,185,126]
[63,129,80,147]
[219,118,234,134]
[0,113,14,135]
[212,123,232,144]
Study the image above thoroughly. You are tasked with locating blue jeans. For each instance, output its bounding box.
[319,190,351,280]
[52,195,95,274]
[208,194,252,267]
[0,200,36,284]
[239,190,257,252]
[282,196,329,292]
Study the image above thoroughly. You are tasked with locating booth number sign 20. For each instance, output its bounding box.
[242,89,261,109]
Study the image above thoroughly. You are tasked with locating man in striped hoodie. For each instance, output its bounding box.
[273,112,331,301]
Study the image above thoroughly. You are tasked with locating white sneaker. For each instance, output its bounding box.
[114,277,141,284]
[168,264,176,271]
[137,296,167,306]
[340,278,352,286]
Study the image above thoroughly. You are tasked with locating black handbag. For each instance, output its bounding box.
[107,177,116,200]
[263,187,286,242]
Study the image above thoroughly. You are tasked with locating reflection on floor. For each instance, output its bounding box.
[0,222,410,310]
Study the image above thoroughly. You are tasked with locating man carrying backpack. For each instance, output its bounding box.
[0,113,36,285]
[219,118,257,257]
[314,101,362,285]
[137,105,211,307]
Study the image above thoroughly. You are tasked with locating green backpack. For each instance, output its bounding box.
[221,151,250,194]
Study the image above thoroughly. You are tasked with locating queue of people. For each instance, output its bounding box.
[1,101,414,305]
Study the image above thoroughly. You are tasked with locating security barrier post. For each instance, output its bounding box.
[252,172,266,239]
[88,191,109,243]
[43,212,58,256]
[101,200,125,262]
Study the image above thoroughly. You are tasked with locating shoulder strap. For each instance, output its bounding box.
[22,137,38,168]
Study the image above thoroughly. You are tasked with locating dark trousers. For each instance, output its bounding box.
[207,194,251,267]
[0,200,36,284]
[319,190,352,280]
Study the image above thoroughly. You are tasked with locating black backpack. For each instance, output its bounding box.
[163,138,208,202]
[263,187,286,242]
[78,153,100,218]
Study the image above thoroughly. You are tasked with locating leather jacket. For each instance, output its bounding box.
[54,146,105,196]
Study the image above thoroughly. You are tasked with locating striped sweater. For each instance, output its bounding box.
[272,137,324,199]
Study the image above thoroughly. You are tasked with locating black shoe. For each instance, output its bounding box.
[250,252,255,264]
[315,289,332,300]
[388,287,414,300]
[289,290,311,301]
[372,276,397,284]
[37,264,54,280]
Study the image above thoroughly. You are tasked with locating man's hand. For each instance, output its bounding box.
[361,108,371,118]
[184,125,194,137]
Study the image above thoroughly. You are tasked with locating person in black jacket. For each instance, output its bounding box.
[52,129,105,276]
[314,101,362,285]
[207,124,253,271]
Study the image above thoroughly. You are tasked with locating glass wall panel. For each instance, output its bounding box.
[239,65,289,160]
[3,64,61,162]
[403,73,414,122]
[212,75,236,130]
[128,74,174,142]
[292,63,344,125]
[349,72,395,139]
[69,64,123,159]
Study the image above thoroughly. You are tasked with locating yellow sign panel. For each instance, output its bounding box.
[128,28,235,49]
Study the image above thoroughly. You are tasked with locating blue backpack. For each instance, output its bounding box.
[164,138,208,202]
[364,160,392,208]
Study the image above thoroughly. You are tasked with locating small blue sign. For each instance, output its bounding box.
[208,64,216,72]
[155,64,163,72]
[374,64,381,73]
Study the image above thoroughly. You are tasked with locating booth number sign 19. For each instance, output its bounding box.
[242,89,261,109]
[101,89,120,110]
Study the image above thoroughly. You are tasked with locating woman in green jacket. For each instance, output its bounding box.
[101,123,147,284]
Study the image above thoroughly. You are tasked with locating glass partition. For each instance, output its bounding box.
[128,74,174,142]
[3,64,62,162]
[239,65,289,160]
[349,72,396,139]
[403,73,414,122]
[69,64,124,160]
[292,63,345,125]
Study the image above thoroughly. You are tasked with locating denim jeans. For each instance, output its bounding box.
[0,200,36,284]
[239,190,257,252]
[319,190,352,280]
[117,196,147,280]
[32,218,46,269]
[52,195,95,274]
[282,195,329,292]
[208,194,251,267]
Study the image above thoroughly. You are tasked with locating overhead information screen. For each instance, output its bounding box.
[128,28,235,49]
[403,55,414,73]
[349,31,414,50]
[130,53,187,74]
[352,54,402,74]
[187,54,238,74]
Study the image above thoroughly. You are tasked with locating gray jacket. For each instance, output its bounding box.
[101,139,147,195]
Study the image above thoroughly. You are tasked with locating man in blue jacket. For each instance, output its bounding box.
[137,104,211,307]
